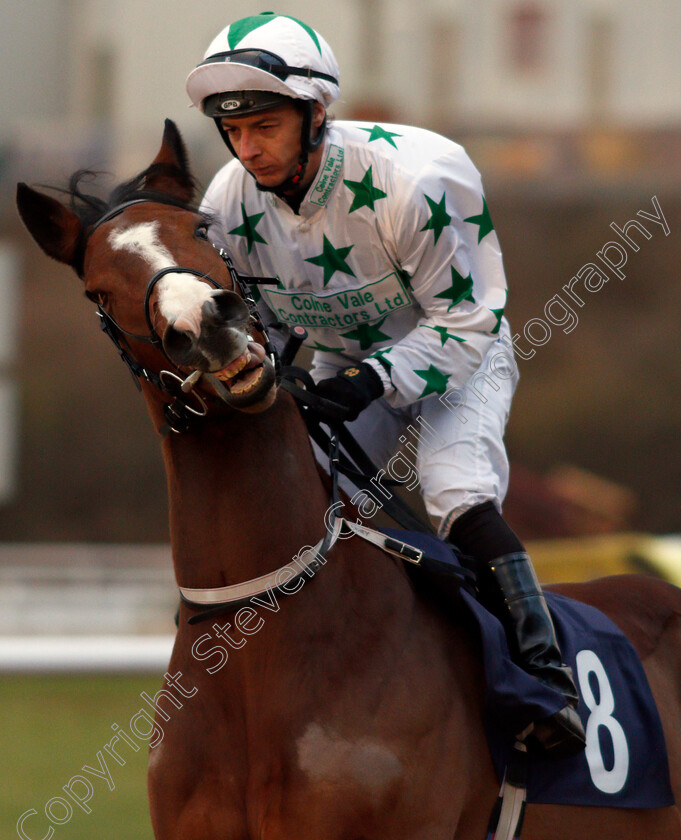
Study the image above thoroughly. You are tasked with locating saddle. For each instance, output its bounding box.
[283,374,674,821]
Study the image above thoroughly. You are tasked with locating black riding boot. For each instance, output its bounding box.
[448,502,586,758]
[488,551,586,756]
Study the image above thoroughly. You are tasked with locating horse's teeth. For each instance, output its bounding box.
[215,350,251,381]
[228,366,263,395]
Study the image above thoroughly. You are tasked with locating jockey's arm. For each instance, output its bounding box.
[363,145,508,409]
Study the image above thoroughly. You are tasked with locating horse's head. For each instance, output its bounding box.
[16,119,277,424]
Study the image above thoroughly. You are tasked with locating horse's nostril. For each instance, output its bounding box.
[163,325,200,366]
[209,290,250,327]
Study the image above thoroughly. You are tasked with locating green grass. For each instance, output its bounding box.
[3,674,162,840]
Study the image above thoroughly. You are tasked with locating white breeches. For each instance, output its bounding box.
[310,334,519,537]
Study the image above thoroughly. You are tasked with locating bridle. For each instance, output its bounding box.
[83,197,281,434]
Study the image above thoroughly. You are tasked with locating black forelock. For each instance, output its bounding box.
[56,164,201,227]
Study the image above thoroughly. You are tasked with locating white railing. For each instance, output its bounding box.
[0,543,177,671]
[0,635,174,672]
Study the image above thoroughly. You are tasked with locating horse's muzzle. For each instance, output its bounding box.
[161,290,250,369]
[161,289,276,410]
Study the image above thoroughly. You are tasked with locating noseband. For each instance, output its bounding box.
[85,197,280,434]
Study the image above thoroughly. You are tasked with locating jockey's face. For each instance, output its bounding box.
[221,101,325,191]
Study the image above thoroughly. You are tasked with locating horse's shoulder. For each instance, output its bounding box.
[547,574,681,660]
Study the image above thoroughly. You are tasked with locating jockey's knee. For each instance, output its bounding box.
[446,500,525,568]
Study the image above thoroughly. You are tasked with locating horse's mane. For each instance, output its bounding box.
[59,162,200,228]
[49,162,202,276]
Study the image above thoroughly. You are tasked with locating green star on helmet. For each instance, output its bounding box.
[228,204,268,253]
[359,125,403,148]
[344,166,387,213]
[420,193,451,244]
[305,236,355,286]
[414,364,451,398]
[227,14,273,47]
[464,196,495,243]
[228,13,322,53]
[340,318,391,351]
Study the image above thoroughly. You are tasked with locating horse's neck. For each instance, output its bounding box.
[159,394,333,589]
[154,392,463,737]
[154,391,419,677]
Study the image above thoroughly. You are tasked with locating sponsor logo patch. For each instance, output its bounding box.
[262,272,414,331]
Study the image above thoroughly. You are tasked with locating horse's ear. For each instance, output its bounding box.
[144,119,195,204]
[16,182,84,268]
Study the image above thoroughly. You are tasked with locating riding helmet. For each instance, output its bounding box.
[186,12,340,184]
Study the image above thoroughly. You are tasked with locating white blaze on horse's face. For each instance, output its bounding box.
[109,221,213,337]
[109,220,171,269]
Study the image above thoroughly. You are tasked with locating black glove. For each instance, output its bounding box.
[314,363,384,422]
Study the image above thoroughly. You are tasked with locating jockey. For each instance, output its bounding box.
[186,12,586,757]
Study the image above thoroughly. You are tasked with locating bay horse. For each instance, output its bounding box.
[16,120,681,839]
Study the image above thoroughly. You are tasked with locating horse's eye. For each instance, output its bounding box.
[195,224,210,240]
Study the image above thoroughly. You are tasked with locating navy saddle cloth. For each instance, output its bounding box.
[382,528,675,810]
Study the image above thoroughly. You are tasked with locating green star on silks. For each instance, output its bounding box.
[434,265,475,311]
[423,325,466,346]
[305,236,355,286]
[370,346,394,367]
[420,192,451,244]
[397,267,412,289]
[228,204,267,253]
[344,166,387,213]
[359,125,403,148]
[308,341,345,353]
[464,195,495,243]
[340,317,392,351]
[414,364,451,398]
[490,308,505,335]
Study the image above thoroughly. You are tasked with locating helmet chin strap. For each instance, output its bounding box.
[214,100,327,199]
[254,153,308,198]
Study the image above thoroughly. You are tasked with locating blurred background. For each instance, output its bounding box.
[1,0,681,836]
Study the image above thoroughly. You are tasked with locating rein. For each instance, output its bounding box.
[279,365,433,532]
